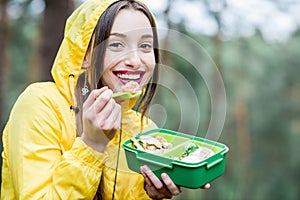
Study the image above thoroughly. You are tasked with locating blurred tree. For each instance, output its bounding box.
[29,0,74,82]
[203,0,228,143]
[160,0,174,67]
[232,39,252,199]
[0,0,9,132]
[0,0,9,184]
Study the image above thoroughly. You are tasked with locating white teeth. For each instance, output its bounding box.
[117,73,140,80]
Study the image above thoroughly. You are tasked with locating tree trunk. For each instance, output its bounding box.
[30,0,74,82]
[233,40,252,199]
[0,0,9,183]
[0,0,9,131]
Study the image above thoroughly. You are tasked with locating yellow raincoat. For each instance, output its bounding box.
[1,0,157,199]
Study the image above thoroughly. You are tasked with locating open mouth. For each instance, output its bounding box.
[113,70,145,84]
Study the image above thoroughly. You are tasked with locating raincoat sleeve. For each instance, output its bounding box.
[7,84,105,199]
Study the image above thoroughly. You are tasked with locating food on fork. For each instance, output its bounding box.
[121,81,141,93]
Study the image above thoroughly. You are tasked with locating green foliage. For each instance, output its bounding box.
[151,28,300,199]
[3,3,41,123]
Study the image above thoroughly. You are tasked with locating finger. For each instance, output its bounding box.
[94,89,113,113]
[83,87,108,108]
[140,166,153,187]
[96,99,115,123]
[144,182,160,199]
[112,104,121,129]
[146,183,163,198]
[140,165,163,189]
[98,103,120,130]
[201,183,211,189]
[141,167,162,199]
[161,173,181,195]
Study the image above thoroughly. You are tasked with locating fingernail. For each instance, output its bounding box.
[161,173,168,178]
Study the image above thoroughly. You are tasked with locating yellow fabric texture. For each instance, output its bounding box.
[1,0,157,199]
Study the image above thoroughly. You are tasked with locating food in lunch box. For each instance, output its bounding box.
[123,129,229,189]
[131,135,173,153]
[121,81,141,93]
[130,135,214,163]
[179,143,214,163]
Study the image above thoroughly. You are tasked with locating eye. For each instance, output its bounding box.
[108,42,124,51]
[140,43,153,52]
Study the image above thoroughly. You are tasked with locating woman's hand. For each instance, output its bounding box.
[140,165,210,199]
[81,87,121,152]
[140,165,181,199]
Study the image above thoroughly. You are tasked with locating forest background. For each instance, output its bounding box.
[1,0,300,199]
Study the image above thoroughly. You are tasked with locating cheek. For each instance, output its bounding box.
[148,55,156,75]
[147,64,155,77]
[102,53,111,72]
[142,65,156,87]
[103,50,120,73]
[145,53,156,71]
[101,53,119,88]
[100,71,110,86]
[142,55,156,79]
[100,70,115,88]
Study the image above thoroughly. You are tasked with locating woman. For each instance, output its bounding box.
[1,0,209,199]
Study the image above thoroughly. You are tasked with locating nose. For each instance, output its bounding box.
[124,49,142,69]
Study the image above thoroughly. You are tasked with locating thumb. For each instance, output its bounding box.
[83,86,108,107]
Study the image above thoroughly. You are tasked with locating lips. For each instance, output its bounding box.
[113,70,145,84]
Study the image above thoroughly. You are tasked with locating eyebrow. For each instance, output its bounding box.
[110,32,126,38]
[110,32,153,39]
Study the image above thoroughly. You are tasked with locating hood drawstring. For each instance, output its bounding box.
[112,122,122,200]
[69,74,79,113]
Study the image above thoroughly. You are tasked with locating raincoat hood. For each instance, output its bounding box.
[51,0,116,106]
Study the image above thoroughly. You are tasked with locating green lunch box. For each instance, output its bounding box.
[122,129,229,189]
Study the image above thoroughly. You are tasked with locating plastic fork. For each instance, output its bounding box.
[111,90,142,99]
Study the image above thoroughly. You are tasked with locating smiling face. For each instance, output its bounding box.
[101,8,156,92]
